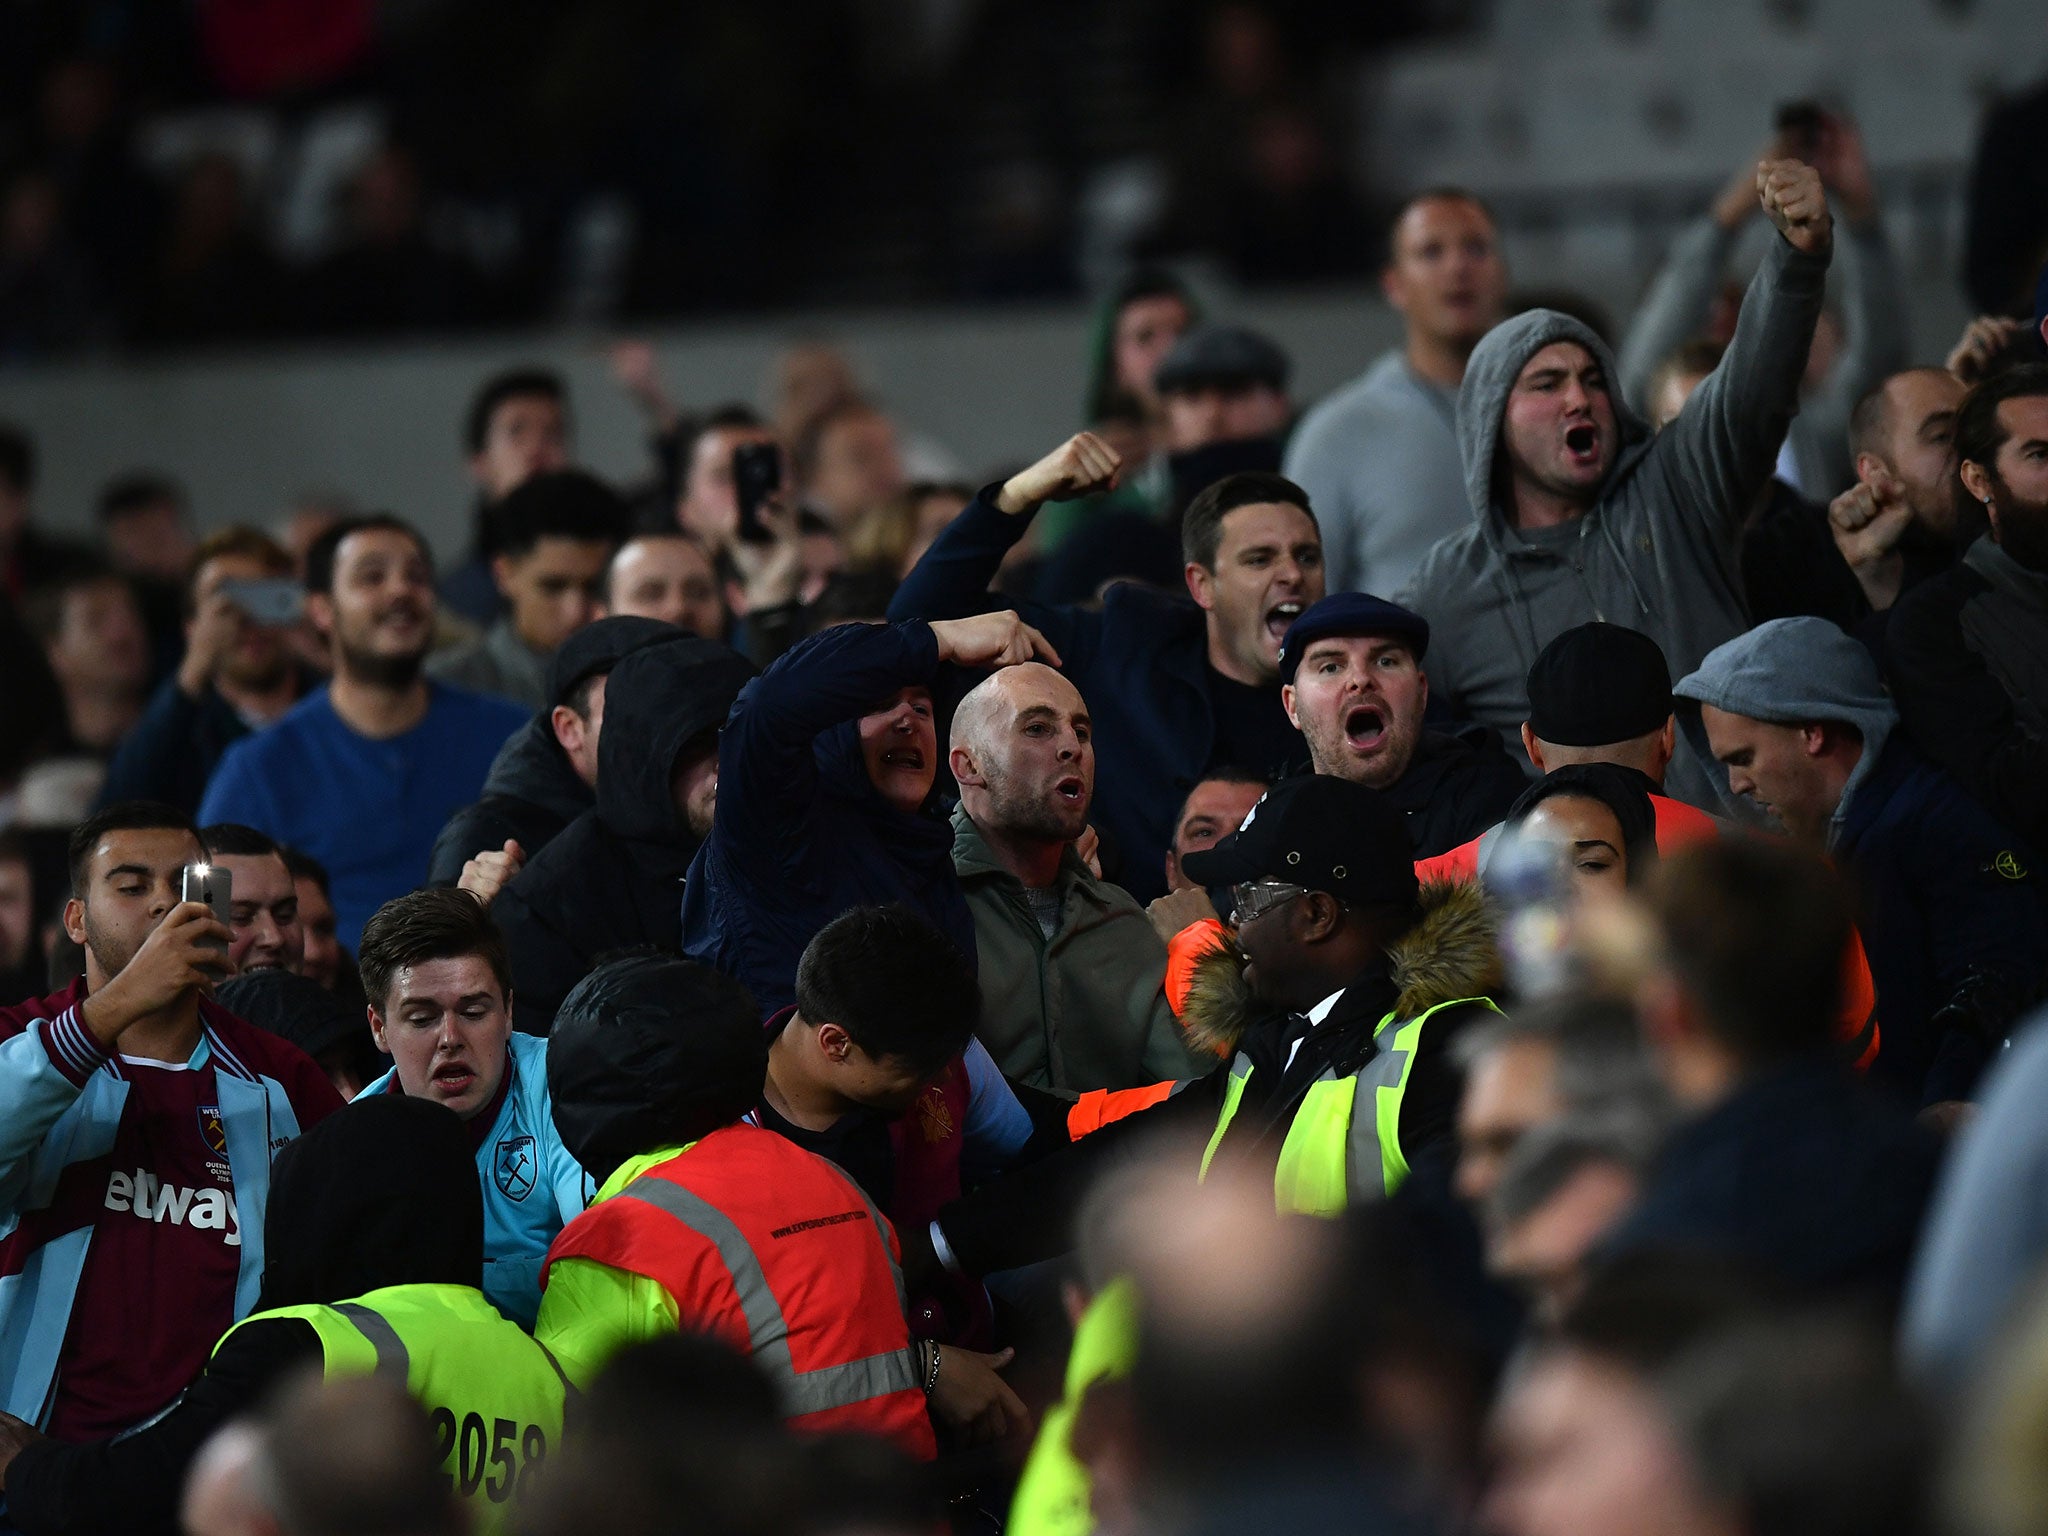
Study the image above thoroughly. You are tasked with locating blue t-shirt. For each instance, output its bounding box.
[198,682,526,951]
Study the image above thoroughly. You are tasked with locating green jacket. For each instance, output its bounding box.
[952,807,1205,1095]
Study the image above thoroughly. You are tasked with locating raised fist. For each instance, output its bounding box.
[1756,159,1832,257]
[995,433,1123,516]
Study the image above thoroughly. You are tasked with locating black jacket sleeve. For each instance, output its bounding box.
[935,1067,1228,1276]
[8,1318,321,1536]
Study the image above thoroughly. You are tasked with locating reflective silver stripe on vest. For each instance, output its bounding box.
[617,1176,920,1416]
[1344,1017,1415,1201]
[332,1302,411,1380]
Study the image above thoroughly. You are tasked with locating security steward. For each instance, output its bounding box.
[535,953,1026,1461]
[0,1094,568,1536]
[907,774,1504,1282]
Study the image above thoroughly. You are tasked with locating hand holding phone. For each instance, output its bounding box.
[216,577,306,627]
[732,442,784,545]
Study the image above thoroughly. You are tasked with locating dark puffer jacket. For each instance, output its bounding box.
[495,636,756,1035]
[680,621,977,1016]
[426,713,592,886]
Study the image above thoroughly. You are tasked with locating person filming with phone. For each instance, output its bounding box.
[99,528,313,816]
[0,801,340,1461]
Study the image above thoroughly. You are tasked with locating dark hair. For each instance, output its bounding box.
[1953,362,2048,522]
[0,422,33,496]
[304,514,431,596]
[681,404,766,491]
[794,905,978,1075]
[1554,1252,1778,1374]
[20,560,129,643]
[281,845,331,894]
[1507,763,1661,886]
[96,472,185,524]
[806,569,897,631]
[1646,839,1851,1066]
[199,822,284,861]
[494,470,631,560]
[1180,472,1317,569]
[1086,268,1199,423]
[464,367,565,455]
[1848,367,1957,464]
[358,888,511,1011]
[1174,766,1270,827]
[1384,186,1496,265]
[67,801,200,897]
[185,525,293,614]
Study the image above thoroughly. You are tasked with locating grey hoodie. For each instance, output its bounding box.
[1673,615,1898,850]
[1396,233,1830,804]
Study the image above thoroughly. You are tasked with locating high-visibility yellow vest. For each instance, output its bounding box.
[1201,997,1497,1215]
[219,1283,571,1535]
[1007,1277,1141,1536]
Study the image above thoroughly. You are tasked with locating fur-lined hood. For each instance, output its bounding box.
[1181,879,1502,1057]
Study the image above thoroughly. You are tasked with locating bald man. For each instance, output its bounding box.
[949,664,1204,1093]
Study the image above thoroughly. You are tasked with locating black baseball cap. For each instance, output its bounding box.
[545,614,678,708]
[1154,325,1290,396]
[1182,774,1418,908]
[1277,593,1430,684]
[1525,622,1672,747]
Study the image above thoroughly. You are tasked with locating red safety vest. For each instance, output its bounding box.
[545,1123,936,1458]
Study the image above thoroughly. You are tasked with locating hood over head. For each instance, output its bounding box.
[1456,310,1653,527]
[217,968,367,1063]
[548,953,768,1182]
[1674,617,1898,844]
[480,714,591,824]
[596,635,756,843]
[259,1094,482,1309]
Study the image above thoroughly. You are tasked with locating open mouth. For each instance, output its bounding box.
[1564,423,1600,463]
[1054,775,1085,802]
[881,747,926,771]
[1265,600,1304,643]
[1344,704,1387,752]
[431,1063,476,1094]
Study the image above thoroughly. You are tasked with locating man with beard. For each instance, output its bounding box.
[199,517,526,951]
[100,528,310,815]
[1278,593,1526,858]
[1680,617,2048,1110]
[949,664,1202,1093]
[1887,366,2048,851]
[891,435,1320,904]
[1829,367,1969,615]
[0,802,338,1447]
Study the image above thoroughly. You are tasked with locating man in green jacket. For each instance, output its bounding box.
[948,662,1207,1094]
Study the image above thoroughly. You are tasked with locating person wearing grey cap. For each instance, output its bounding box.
[426,614,677,887]
[1397,159,1836,814]
[1679,615,2048,1108]
[900,774,1505,1283]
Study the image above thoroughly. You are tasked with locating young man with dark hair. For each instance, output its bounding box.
[1886,363,2048,852]
[1161,769,1268,895]
[427,469,631,709]
[0,801,339,1443]
[1286,189,1509,596]
[1609,838,1942,1301]
[441,367,572,625]
[100,526,309,814]
[197,823,303,977]
[23,561,151,757]
[200,516,527,952]
[889,433,1319,903]
[675,403,777,548]
[753,906,1039,1347]
[355,888,588,1327]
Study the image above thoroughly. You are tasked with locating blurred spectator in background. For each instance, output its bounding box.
[1622,113,1904,501]
[1080,268,1196,458]
[844,482,972,585]
[1287,189,1510,597]
[281,848,348,997]
[674,405,781,551]
[0,168,105,360]
[100,528,307,816]
[24,562,149,759]
[427,614,673,888]
[796,398,907,531]
[135,152,282,349]
[1887,365,2048,852]
[1681,617,2048,1108]
[0,829,41,1006]
[0,424,91,603]
[605,531,729,637]
[1963,72,2048,319]
[1484,1113,1656,1326]
[95,472,194,675]
[441,368,572,626]
[199,516,527,951]
[302,145,487,337]
[427,468,628,710]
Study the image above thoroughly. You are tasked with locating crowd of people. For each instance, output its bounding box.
[2,114,2048,1536]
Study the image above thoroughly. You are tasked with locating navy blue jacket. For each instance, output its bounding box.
[1837,739,2048,1105]
[97,677,264,816]
[888,488,1303,904]
[680,621,976,1015]
[1606,1060,1940,1303]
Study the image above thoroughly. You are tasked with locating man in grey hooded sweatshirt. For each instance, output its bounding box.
[1676,616,2048,1111]
[1398,159,1834,811]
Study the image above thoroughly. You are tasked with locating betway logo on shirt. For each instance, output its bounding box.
[103,1169,242,1247]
